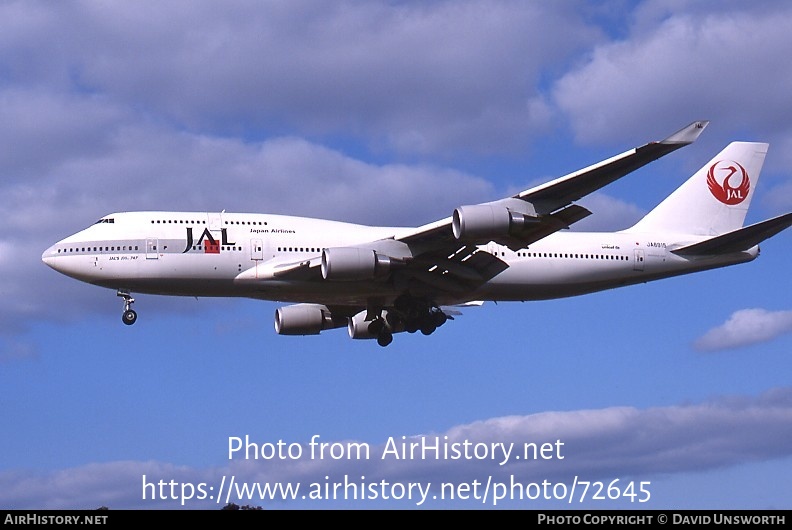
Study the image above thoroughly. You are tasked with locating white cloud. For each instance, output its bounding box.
[0,1,601,155]
[694,308,792,351]
[2,388,791,508]
[553,3,792,145]
[573,193,645,231]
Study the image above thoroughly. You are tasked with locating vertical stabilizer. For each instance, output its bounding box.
[627,142,768,236]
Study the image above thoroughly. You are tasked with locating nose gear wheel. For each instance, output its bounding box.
[117,289,137,325]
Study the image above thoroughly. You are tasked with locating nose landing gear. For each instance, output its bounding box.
[117,289,137,325]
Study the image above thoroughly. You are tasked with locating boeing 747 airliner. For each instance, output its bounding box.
[42,121,792,346]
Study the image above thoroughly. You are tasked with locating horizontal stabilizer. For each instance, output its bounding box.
[672,212,792,256]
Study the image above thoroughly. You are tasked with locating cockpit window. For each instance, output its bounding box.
[94,218,115,224]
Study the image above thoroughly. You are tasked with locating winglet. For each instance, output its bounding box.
[661,121,709,145]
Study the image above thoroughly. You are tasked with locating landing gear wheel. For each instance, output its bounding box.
[432,311,448,327]
[368,318,384,335]
[122,309,137,325]
[377,332,393,347]
[117,289,137,326]
[420,322,436,335]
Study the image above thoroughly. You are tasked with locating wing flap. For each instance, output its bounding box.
[404,245,509,294]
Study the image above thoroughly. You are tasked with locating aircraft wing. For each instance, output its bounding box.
[380,121,710,296]
[397,120,708,249]
[514,121,709,212]
[265,122,710,297]
[262,243,509,295]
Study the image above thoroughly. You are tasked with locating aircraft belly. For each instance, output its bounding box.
[240,280,400,306]
[474,250,754,301]
[87,252,249,296]
[477,258,643,300]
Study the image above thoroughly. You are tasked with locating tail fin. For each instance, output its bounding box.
[627,142,768,236]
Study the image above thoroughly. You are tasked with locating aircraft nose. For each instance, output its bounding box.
[41,245,58,270]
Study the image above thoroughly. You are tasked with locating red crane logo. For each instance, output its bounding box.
[707,160,750,205]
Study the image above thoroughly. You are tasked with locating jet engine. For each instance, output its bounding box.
[452,204,539,241]
[274,304,347,335]
[321,247,402,281]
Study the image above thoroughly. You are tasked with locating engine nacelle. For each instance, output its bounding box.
[348,310,404,339]
[452,204,539,241]
[274,304,347,335]
[321,247,401,281]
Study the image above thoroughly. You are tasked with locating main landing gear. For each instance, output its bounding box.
[117,289,137,325]
[367,294,453,347]
[367,314,395,347]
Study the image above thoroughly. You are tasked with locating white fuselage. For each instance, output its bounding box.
[41,211,757,307]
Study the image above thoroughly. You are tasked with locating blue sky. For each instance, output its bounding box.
[1,0,791,509]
